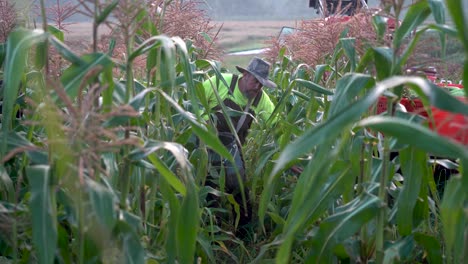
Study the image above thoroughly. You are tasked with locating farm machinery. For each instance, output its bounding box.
[308,0,369,17]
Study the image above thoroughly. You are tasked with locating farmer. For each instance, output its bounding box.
[201,57,276,228]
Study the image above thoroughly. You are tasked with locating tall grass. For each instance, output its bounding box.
[0,0,467,263]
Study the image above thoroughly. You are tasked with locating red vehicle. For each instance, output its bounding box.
[377,82,467,145]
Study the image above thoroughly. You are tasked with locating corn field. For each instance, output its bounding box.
[0,0,467,263]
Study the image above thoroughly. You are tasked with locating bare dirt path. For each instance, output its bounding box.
[64,20,301,51]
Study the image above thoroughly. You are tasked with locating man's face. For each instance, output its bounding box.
[240,72,262,99]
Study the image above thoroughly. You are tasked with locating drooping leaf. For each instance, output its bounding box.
[293,79,333,95]
[129,140,189,196]
[2,29,47,144]
[47,25,64,42]
[440,176,466,262]
[60,53,113,100]
[0,131,48,164]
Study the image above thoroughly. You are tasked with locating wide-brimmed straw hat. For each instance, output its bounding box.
[236,57,277,88]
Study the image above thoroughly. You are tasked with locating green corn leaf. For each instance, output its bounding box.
[129,35,174,66]
[114,220,145,264]
[87,180,117,230]
[263,75,468,239]
[135,140,192,178]
[340,38,356,72]
[176,182,199,264]
[440,176,466,262]
[199,31,213,43]
[2,29,47,146]
[355,47,375,74]
[293,79,333,95]
[155,87,234,165]
[96,0,119,24]
[0,166,14,202]
[57,225,72,263]
[428,0,447,57]
[27,165,57,264]
[397,147,427,235]
[306,192,380,263]
[47,25,64,42]
[313,64,331,83]
[428,0,445,24]
[292,63,311,80]
[0,43,5,65]
[445,0,468,47]
[34,42,47,70]
[393,1,431,50]
[49,37,84,66]
[397,24,457,70]
[445,0,468,95]
[382,236,416,264]
[172,36,200,118]
[149,154,184,195]
[146,47,157,73]
[275,157,354,263]
[291,90,310,101]
[328,73,375,117]
[0,131,48,164]
[60,53,113,100]
[272,75,468,177]
[414,233,443,264]
[357,116,468,160]
[102,87,152,127]
[372,15,389,41]
[373,47,394,80]
[129,140,189,196]
[159,176,180,264]
[101,58,115,112]
[196,235,216,264]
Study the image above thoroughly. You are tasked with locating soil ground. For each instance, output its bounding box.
[64,20,302,72]
[64,20,300,51]
[212,20,300,51]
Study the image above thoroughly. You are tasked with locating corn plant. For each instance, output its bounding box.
[1,0,468,263]
[251,0,468,263]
